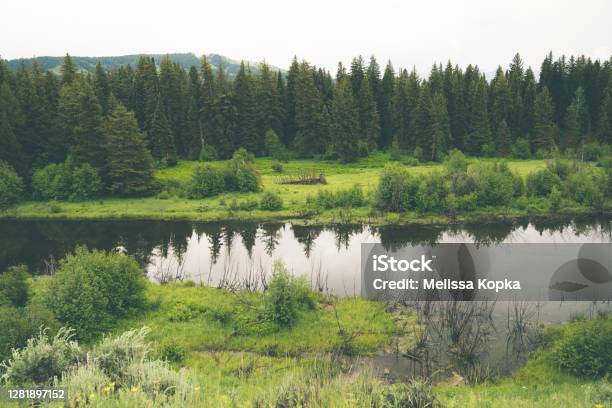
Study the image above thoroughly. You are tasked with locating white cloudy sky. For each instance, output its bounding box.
[2,0,611,74]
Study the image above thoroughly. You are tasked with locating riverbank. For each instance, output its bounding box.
[2,157,611,225]
[17,279,609,407]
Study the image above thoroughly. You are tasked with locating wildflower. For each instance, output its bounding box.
[131,387,139,393]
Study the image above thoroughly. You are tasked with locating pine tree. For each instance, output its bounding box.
[507,53,525,136]
[595,81,612,144]
[465,79,491,156]
[186,66,203,158]
[392,69,419,149]
[357,76,380,150]
[0,110,25,175]
[283,57,300,146]
[294,61,330,156]
[496,119,511,156]
[561,103,579,150]
[521,69,537,139]
[255,62,284,143]
[367,56,381,98]
[60,54,77,85]
[58,76,104,167]
[331,77,360,162]
[101,98,156,195]
[531,86,556,152]
[159,56,188,156]
[233,62,258,154]
[93,62,111,115]
[489,66,511,132]
[430,92,451,160]
[413,83,433,157]
[132,56,159,132]
[149,98,177,165]
[378,61,395,148]
[349,56,365,96]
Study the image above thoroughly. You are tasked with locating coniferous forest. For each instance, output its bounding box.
[1,52,611,196]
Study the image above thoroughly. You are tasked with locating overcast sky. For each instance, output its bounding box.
[3,0,611,75]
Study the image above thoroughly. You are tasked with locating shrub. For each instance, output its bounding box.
[564,169,606,209]
[372,381,442,408]
[32,160,102,201]
[92,327,151,382]
[46,247,146,340]
[0,327,82,386]
[158,342,186,364]
[224,150,261,193]
[598,156,612,197]
[549,186,563,213]
[0,304,58,363]
[388,138,402,161]
[554,318,612,379]
[376,163,420,212]
[228,198,259,211]
[512,138,531,159]
[260,191,283,211]
[271,162,284,173]
[0,161,24,209]
[445,149,468,174]
[0,265,30,307]
[582,142,606,161]
[471,163,514,207]
[198,144,218,161]
[264,261,315,327]
[316,185,365,209]
[412,146,424,162]
[416,172,450,212]
[526,169,562,197]
[123,360,190,397]
[186,165,225,198]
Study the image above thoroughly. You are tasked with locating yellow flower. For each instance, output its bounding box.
[131,387,139,393]
[194,386,200,391]
[595,404,604,408]
[89,393,96,400]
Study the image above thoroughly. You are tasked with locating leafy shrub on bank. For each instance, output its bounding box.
[224,150,261,193]
[260,191,283,211]
[187,165,225,198]
[375,163,420,212]
[32,160,102,201]
[264,261,316,327]
[0,161,24,209]
[471,163,516,207]
[554,317,612,379]
[564,169,606,209]
[511,138,531,159]
[526,168,562,197]
[416,172,449,212]
[0,327,82,386]
[316,185,365,209]
[372,381,443,408]
[45,247,146,340]
[0,265,30,308]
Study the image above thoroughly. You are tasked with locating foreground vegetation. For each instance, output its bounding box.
[1,249,611,407]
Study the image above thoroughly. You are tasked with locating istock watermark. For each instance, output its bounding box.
[361,243,612,301]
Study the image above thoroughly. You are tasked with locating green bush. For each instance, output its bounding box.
[264,261,315,327]
[549,186,563,213]
[198,144,218,161]
[416,172,449,212]
[92,327,151,382]
[158,342,186,364]
[0,304,58,363]
[582,142,607,161]
[224,150,261,193]
[598,156,612,197]
[0,265,30,307]
[471,163,514,207]
[265,130,289,162]
[376,163,420,212]
[526,169,562,197]
[372,381,442,408]
[32,160,102,201]
[445,149,468,174]
[316,185,365,209]
[554,318,612,379]
[46,247,147,340]
[388,138,402,161]
[228,198,259,211]
[564,169,606,209]
[271,162,284,173]
[0,327,82,386]
[511,138,531,159]
[0,161,24,209]
[260,191,283,211]
[186,165,225,198]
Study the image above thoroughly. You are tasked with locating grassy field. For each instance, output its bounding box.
[1,154,556,224]
[21,280,606,407]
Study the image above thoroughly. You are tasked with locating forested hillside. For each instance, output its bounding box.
[0,52,611,198]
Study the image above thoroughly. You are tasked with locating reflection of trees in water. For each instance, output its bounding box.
[260,223,284,256]
[237,223,258,257]
[291,224,324,258]
[330,224,363,250]
[374,225,444,251]
[460,222,514,246]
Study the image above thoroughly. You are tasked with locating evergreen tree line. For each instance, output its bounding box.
[1,52,611,192]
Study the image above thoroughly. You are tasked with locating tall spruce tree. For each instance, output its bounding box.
[378,61,395,148]
[132,56,159,132]
[58,76,105,168]
[294,61,330,156]
[93,62,111,115]
[357,76,380,150]
[283,57,300,146]
[465,79,491,156]
[531,86,556,152]
[233,62,258,154]
[159,57,188,156]
[101,98,156,195]
[255,62,284,143]
[331,77,360,162]
[60,54,77,86]
[149,98,177,165]
[413,83,433,157]
[430,92,451,160]
[496,119,511,156]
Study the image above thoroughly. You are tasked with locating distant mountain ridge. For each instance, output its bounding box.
[3,52,286,78]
